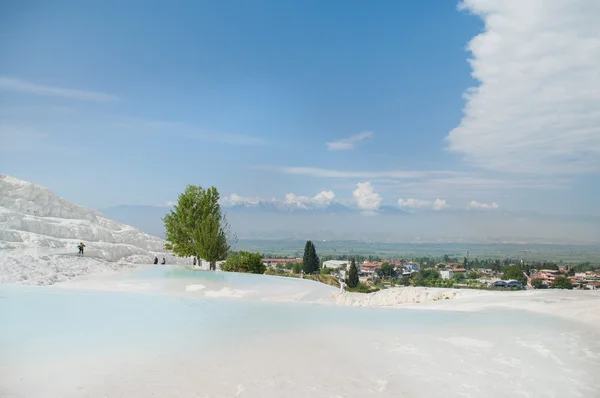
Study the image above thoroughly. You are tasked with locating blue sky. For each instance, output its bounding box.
[1,0,599,216]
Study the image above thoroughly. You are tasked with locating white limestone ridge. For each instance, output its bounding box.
[0,174,179,285]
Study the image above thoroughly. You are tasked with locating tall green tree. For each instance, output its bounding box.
[302,240,320,274]
[347,259,359,288]
[163,185,235,270]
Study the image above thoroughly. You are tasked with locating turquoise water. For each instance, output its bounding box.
[0,277,578,364]
[2,268,599,397]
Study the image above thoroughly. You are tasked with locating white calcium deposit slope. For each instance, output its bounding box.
[0,175,180,285]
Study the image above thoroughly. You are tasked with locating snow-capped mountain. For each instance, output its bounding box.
[223,200,357,214]
[0,175,182,285]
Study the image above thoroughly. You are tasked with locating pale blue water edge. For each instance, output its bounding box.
[0,271,586,366]
[2,268,600,398]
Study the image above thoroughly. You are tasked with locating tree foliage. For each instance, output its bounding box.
[320,266,333,275]
[531,278,546,288]
[221,251,266,274]
[378,262,397,278]
[551,276,573,290]
[502,265,527,285]
[163,185,235,270]
[292,262,303,274]
[302,240,320,275]
[453,272,466,281]
[418,269,440,280]
[347,259,359,288]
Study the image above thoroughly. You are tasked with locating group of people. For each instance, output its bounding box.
[77,242,170,267]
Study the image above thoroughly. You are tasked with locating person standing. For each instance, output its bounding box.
[78,242,86,257]
[153,256,158,264]
[161,257,166,265]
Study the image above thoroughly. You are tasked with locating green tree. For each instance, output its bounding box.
[302,240,320,275]
[531,278,545,288]
[163,185,234,270]
[347,259,359,288]
[551,276,573,290]
[467,271,478,280]
[221,251,266,274]
[292,262,302,274]
[418,269,440,280]
[567,268,575,276]
[398,276,411,286]
[453,272,466,281]
[379,262,397,278]
[502,265,527,285]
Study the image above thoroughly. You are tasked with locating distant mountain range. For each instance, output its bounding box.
[222,201,409,215]
[99,202,600,245]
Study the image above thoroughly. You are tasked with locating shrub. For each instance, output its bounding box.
[222,251,266,274]
[320,266,333,275]
[551,276,573,290]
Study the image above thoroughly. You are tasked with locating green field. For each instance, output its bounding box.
[234,239,600,264]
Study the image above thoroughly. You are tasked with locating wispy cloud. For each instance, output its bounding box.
[466,200,499,210]
[326,131,373,151]
[115,118,268,146]
[262,165,457,179]
[0,124,75,154]
[446,0,600,174]
[0,77,121,102]
[398,198,449,211]
[353,182,382,211]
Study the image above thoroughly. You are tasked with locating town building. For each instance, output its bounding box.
[360,261,380,275]
[322,260,349,269]
[440,270,454,280]
[404,262,420,272]
[531,269,560,285]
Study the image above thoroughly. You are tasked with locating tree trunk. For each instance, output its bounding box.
[210,260,216,271]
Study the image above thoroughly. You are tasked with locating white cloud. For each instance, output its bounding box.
[221,193,261,206]
[326,131,373,151]
[312,190,336,205]
[222,190,335,208]
[398,198,449,211]
[446,0,600,175]
[265,166,457,179]
[0,77,121,102]
[397,198,430,209]
[432,199,449,211]
[353,182,382,211]
[284,190,336,207]
[466,200,499,210]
